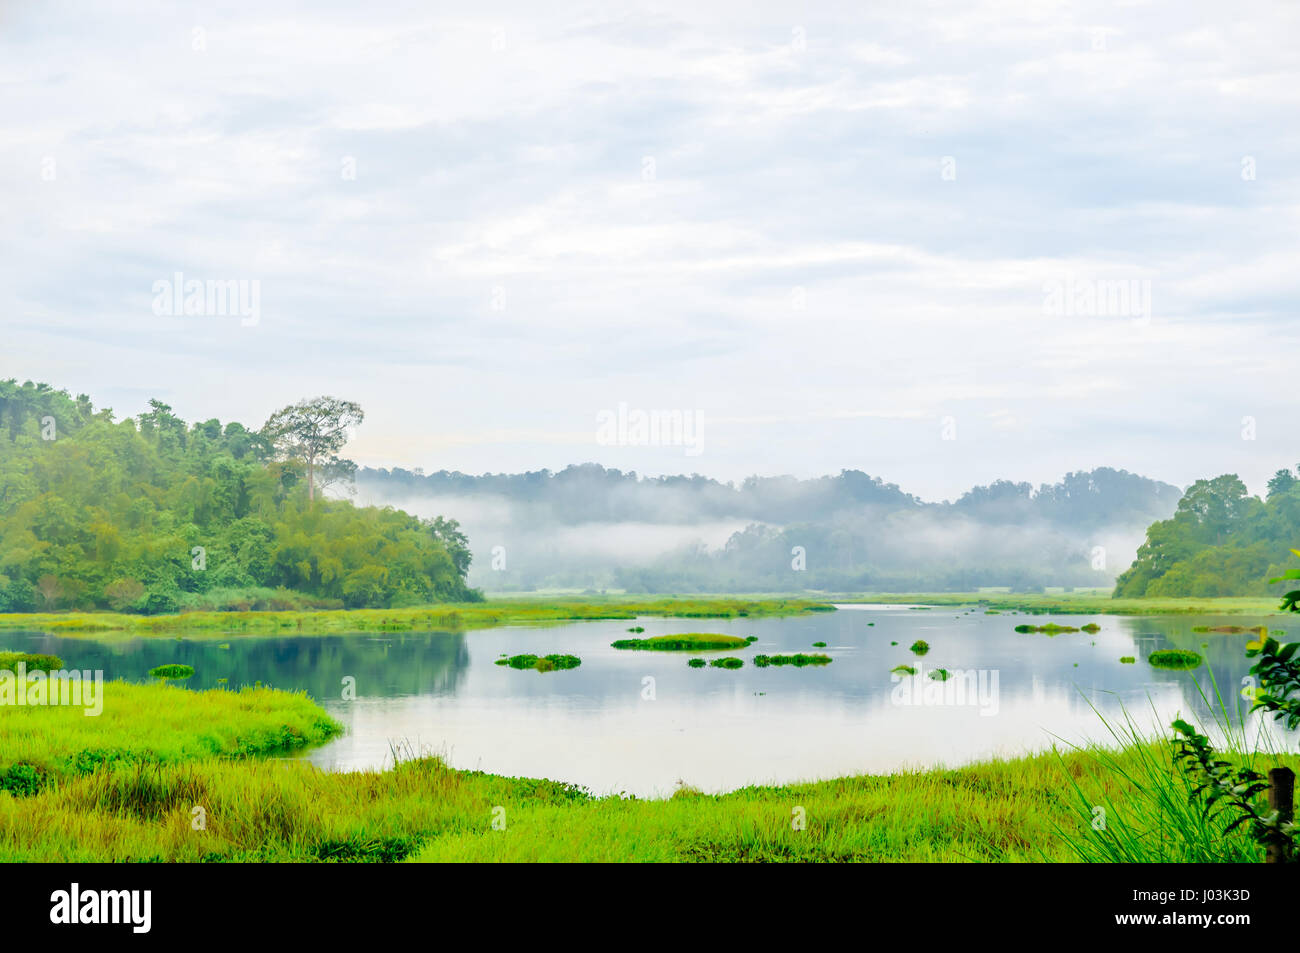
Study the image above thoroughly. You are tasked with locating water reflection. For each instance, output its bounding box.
[7,605,1295,797]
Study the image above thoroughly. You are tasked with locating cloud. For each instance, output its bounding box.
[1,0,1298,501]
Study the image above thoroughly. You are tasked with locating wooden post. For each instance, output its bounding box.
[1267,767,1294,864]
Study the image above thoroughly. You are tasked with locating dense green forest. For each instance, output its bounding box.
[1114,471,1300,597]
[0,381,478,612]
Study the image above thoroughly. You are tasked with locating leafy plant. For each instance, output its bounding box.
[1172,719,1295,862]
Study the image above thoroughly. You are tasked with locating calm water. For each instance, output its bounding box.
[8,605,1296,796]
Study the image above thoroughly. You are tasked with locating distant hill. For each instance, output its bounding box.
[358,464,1183,593]
[1114,470,1300,597]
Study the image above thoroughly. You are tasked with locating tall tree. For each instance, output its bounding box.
[262,397,364,503]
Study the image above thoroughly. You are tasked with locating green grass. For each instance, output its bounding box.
[493,654,582,673]
[909,640,930,655]
[0,681,340,797]
[0,597,834,638]
[610,633,750,651]
[709,657,745,669]
[890,665,917,676]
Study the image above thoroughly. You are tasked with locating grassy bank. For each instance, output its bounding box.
[0,681,340,796]
[835,592,1286,616]
[1,680,1294,862]
[7,741,1295,863]
[0,596,833,638]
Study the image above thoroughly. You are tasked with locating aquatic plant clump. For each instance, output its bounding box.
[1080,623,1100,634]
[929,668,951,681]
[149,664,194,679]
[909,640,930,656]
[812,641,827,647]
[0,652,63,673]
[1119,656,1135,664]
[1014,623,1079,635]
[610,633,749,651]
[1148,650,1203,670]
[709,657,744,669]
[891,665,917,676]
[687,658,706,668]
[494,654,582,673]
[752,654,831,668]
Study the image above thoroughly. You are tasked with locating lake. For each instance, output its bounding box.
[7,605,1294,797]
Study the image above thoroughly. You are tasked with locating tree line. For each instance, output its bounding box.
[0,380,478,613]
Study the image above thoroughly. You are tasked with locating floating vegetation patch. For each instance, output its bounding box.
[891,665,917,676]
[890,641,897,646]
[812,641,827,647]
[687,658,706,669]
[984,610,1000,615]
[1119,656,1135,664]
[626,626,645,633]
[929,668,951,681]
[909,640,930,656]
[752,653,831,667]
[1148,649,1202,670]
[709,657,744,669]
[745,636,758,643]
[1014,623,1079,635]
[0,652,63,673]
[610,633,749,651]
[1080,623,1100,634]
[149,664,194,679]
[493,654,582,673]
[1190,624,1267,635]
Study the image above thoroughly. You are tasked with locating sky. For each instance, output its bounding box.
[3,0,1298,502]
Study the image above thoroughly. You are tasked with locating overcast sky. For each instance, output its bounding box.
[3,0,1297,501]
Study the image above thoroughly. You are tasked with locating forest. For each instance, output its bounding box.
[1114,470,1300,596]
[0,380,478,612]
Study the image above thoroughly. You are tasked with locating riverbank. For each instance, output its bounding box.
[0,596,834,638]
[0,592,1287,639]
[831,593,1286,616]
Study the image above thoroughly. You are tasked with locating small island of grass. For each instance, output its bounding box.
[149,664,194,679]
[1148,649,1202,670]
[494,654,582,673]
[929,668,951,681]
[891,665,917,676]
[710,657,744,669]
[1014,623,1079,635]
[610,633,749,651]
[909,640,930,655]
[753,653,831,667]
